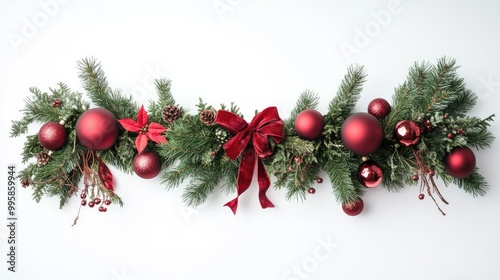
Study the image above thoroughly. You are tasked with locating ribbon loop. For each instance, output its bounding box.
[215,107,284,214]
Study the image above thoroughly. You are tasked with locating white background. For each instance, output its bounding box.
[1,1,499,279]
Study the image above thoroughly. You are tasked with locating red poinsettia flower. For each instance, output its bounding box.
[118,105,167,153]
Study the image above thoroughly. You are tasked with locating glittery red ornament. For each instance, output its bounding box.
[342,198,364,216]
[367,98,391,119]
[444,146,476,179]
[38,121,67,150]
[133,151,162,179]
[357,160,383,188]
[76,108,119,151]
[394,120,421,146]
[294,109,325,140]
[341,112,383,156]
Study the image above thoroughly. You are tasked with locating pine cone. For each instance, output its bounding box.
[21,178,30,188]
[162,105,181,124]
[37,152,51,165]
[52,100,62,107]
[200,109,217,126]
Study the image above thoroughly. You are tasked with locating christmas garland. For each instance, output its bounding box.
[11,57,495,221]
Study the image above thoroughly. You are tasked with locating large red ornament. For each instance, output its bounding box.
[342,198,364,216]
[357,160,383,188]
[76,108,119,151]
[367,98,391,119]
[341,112,383,156]
[444,146,476,179]
[294,109,325,140]
[133,151,162,179]
[394,120,421,146]
[38,121,67,150]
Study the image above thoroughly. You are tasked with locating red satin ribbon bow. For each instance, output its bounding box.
[215,107,284,214]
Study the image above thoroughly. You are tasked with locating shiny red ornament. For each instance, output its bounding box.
[294,109,325,140]
[307,187,316,194]
[342,198,364,216]
[357,160,383,188]
[444,146,476,179]
[367,98,391,119]
[133,151,162,179]
[394,120,421,146]
[38,121,67,150]
[76,108,119,151]
[341,112,383,156]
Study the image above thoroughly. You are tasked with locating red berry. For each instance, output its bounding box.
[94,197,101,204]
[98,206,105,212]
[307,188,316,194]
[103,207,107,212]
[428,170,435,177]
[88,201,95,208]
[294,157,301,163]
[288,166,293,172]
[81,200,87,206]
[104,199,112,205]
[316,178,323,184]
[418,193,425,200]
[80,193,87,199]
[412,175,419,181]
[447,133,454,139]
[211,151,217,156]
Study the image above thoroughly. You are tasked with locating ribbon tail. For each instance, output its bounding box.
[224,148,255,214]
[257,158,274,209]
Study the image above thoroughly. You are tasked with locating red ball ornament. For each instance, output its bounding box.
[394,120,421,146]
[341,112,383,156]
[76,108,119,151]
[342,198,364,216]
[367,98,391,119]
[444,146,476,179]
[357,160,383,188]
[133,151,162,179]
[294,109,325,140]
[38,121,67,150]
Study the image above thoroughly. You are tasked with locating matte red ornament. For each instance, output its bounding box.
[367,98,391,119]
[294,109,325,140]
[38,121,67,150]
[342,198,364,216]
[76,108,119,151]
[341,112,383,156]
[444,146,476,179]
[394,120,421,146]
[357,160,383,188]
[133,151,162,179]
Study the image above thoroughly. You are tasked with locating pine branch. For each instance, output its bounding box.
[148,78,178,124]
[324,157,362,205]
[284,90,319,130]
[453,170,488,197]
[328,65,366,120]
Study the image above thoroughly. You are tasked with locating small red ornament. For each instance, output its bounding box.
[104,199,112,206]
[294,109,325,140]
[394,120,421,146]
[38,121,67,150]
[367,98,391,119]
[316,178,323,184]
[76,108,119,151]
[307,187,316,194]
[88,201,95,208]
[81,200,87,206]
[418,194,425,200]
[412,174,419,181]
[357,160,383,188]
[133,151,162,179]
[447,133,454,139]
[341,112,383,156]
[444,146,476,179]
[342,198,364,216]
